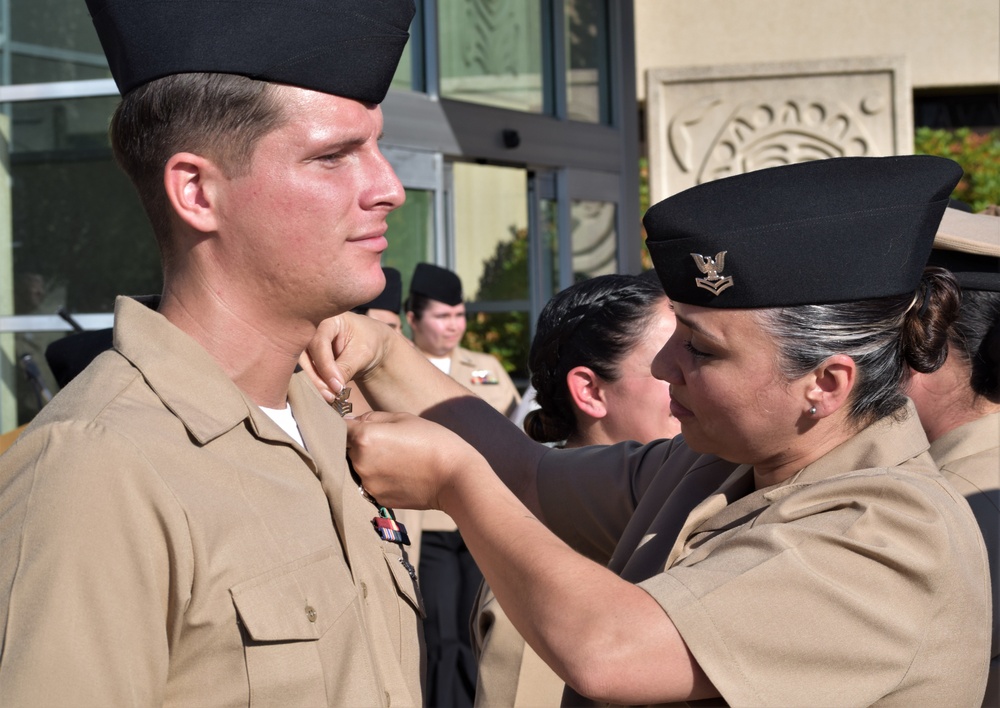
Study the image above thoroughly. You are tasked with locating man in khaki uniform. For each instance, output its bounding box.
[910,206,1000,707]
[0,1,423,706]
[304,155,992,705]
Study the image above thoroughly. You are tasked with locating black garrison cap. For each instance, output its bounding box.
[644,155,963,308]
[354,267,403,313]
[86,0,415,104]
[410,263,463,306]
[928,208,1000,292]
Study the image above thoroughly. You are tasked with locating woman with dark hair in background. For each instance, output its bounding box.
[476,271,680,706]
[307,156,991,705]
[907,206,1000,706]
[523,270,681,449]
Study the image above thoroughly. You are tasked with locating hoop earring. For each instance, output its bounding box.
[808,406,817,416]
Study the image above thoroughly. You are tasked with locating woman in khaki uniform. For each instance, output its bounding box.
[405,262,520,707]
[308,156,992,705]
[908,206,1000,706]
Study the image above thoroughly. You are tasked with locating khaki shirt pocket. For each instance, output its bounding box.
[231,547,369,706]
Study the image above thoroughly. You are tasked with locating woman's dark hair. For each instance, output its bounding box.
[950,289,1000,402]
[524,271,667,443]
[754,267,962,427]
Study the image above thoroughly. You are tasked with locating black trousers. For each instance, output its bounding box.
[420,530,483,708]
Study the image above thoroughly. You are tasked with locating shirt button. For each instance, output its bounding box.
[305,605,317,623]
[361,581,369,599]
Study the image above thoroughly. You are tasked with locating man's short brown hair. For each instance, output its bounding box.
[110,72,286,254]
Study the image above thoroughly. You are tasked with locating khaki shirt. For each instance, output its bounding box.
[0,297,424,707]
[535,407,991,706]
[930,412,1000,707]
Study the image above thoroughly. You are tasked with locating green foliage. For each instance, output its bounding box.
[914,127,1000,212]
[463,226,530,380]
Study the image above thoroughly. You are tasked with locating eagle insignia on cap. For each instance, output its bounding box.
[691,252,733,295]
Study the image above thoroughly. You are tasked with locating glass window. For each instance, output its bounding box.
[5,97,161,317]
[438,0,544,113]
[5,0,109,85]
[570,199,616,281]
[383,188,435,296]
[452,162,530,381]
[539,197,560,297]
[565,0,610,123]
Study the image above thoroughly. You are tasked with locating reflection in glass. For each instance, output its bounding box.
[384,188,434,298]
[565,0,609,123]
[540,198,559,296]
[438,0,544,113]
[6,0,110,85]
[7,97,161,316]
[452,162,530,378]
[571,199,617,280]
[8,329,61,425]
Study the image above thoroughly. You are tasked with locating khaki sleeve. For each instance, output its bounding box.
[0,422,192,706]
[535,439,680,564]
[640,471,991,706]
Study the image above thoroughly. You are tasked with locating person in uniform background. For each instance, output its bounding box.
[403,261,520,707]
[907,206,1000,707]
[355,266,405,334]
[0,1,423,706]
[348,266,405,417]
[306,155,992,706]
[474,269,681,707]
[407,262,520,415]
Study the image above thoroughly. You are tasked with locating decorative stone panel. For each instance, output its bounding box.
[646,57,912,202]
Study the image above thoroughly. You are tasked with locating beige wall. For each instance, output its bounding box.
[635,0,1000,100]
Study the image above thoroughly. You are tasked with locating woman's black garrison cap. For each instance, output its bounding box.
[410,263,463,306]
[644,155,963,308]
[85,0,415,104]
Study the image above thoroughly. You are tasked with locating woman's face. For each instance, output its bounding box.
[409,300,467,357]
[651,302,807,466]
[599,299,682,443]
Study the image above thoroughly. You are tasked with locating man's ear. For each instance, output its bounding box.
[805,354,856,418]
[163,152,222,234]
[566,366,608,420]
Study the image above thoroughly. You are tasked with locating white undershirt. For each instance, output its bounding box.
[259,403,305,448]
[428,356,451,375]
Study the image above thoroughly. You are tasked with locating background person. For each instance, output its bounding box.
[475,269,681,707]
[908,206,1000,706]
[0,1,422,705]
[523,270,681,448]
[404,261,520,707]
[308,155,991,705]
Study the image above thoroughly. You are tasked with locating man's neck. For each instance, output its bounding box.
[158,286,312,409]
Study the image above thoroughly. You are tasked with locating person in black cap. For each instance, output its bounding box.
[0,1,423,706]
[354,266,405,334]
[304,154,992,705]
[907,207,1000,705]
[407,262,521,416]
[404,262,519,707]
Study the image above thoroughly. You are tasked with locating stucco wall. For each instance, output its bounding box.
[635,0,1000,100]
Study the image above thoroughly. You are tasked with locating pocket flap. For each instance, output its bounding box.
[231,547,356,642]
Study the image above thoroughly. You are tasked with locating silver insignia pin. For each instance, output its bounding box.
[690,252,734,295]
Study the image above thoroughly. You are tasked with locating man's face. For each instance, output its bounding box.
[212,85,405,324]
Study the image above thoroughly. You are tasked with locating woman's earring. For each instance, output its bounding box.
[808,406,817,416]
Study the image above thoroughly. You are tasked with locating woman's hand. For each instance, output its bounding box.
[299,312,394,403]
[346,411,489,513]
